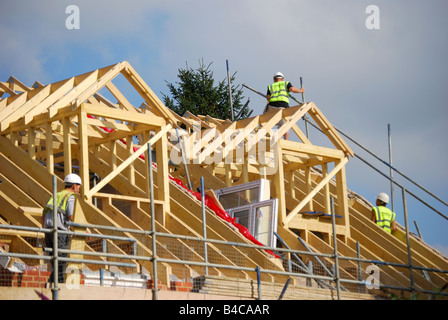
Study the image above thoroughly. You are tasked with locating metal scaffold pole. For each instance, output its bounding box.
[226,60,234,122]
[147,143,158,300]
[51,175,59,300]
[402,188,415,298]
[388,124,395,212]
[330,196,341,300]
[201,177,209,276]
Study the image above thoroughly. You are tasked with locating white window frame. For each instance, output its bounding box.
[227,199,278,247]
[215,179,278,247]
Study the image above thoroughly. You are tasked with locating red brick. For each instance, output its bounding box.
[21,275,33,282]
[169,280,192,292]
[147,279,167,290]
[24,282,40,288]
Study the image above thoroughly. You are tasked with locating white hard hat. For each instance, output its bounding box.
[64,173,82,185]
[274,72,284,78]
[376,192,389,204]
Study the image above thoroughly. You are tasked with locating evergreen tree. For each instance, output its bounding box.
[162,60,249,121]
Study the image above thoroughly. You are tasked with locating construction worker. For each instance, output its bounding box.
[371,192,397,234]
[265,72,304,140]
[42,173,82,285]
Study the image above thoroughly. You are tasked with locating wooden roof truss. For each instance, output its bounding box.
[0,62,392,287]
[0,61,356,241]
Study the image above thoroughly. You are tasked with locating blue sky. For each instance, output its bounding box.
[1,0,447,256]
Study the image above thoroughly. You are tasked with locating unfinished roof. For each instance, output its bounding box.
[0,61,446,300]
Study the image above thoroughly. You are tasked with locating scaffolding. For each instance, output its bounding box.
[0,61,447,300]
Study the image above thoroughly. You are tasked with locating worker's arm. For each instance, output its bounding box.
[289,86,304,94]
[391,219,397,231]
[66,195,76,222]
[41,206,49,227]
[371,209,376,223]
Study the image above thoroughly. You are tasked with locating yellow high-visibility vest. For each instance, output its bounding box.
[268,81,290,104]
[373,206,396,234]
[43,190,74,229]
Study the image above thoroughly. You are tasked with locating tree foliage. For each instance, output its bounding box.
[162,60,249,121]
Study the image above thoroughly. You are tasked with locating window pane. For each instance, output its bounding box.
[255,205,273,246]
[233,209,250,229]
[218,188,259,209]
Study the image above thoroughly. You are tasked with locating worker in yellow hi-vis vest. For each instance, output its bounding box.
[371,192,397,234]
[265,72,304,140]
[42,173,82,286]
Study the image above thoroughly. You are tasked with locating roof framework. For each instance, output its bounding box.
[1,61,446,299]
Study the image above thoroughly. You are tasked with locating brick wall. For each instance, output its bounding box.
[147,279,193,292]
[0,268,51,288]
[0,267,193,292]
[170,280,194,292]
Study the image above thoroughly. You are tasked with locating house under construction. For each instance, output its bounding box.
[0,61,447,300]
